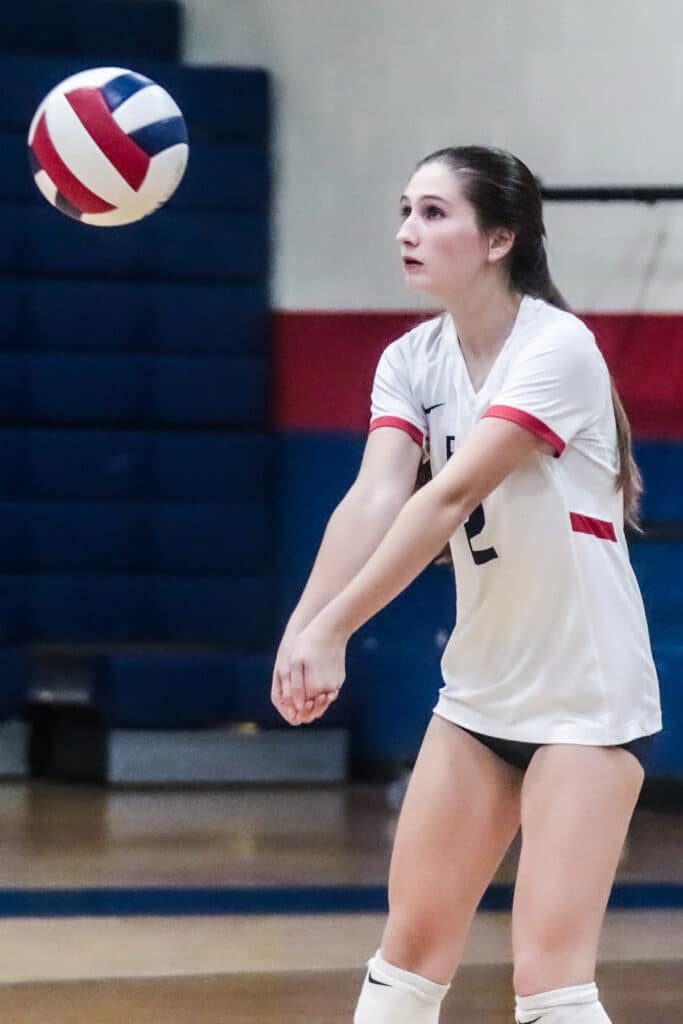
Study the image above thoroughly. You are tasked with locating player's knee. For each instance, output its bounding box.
[514,922,595,994]
[382,912,452,980]
[513,950,596,1002]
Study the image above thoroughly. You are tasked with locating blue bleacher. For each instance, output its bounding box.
[0,501,272,574]
[0,206,268,282]
[0,49,273,727]
[0,354,269,426]
[0,574,273,648]
[28,575,273,647]
[0,430,272,502]
[0,2,182,62]
[0,280,268,354]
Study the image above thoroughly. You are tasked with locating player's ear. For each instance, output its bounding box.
[488,227,516,265]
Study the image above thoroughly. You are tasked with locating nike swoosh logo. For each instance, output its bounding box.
[523,1017,542,1023]
[422,402,445,414]
[368,971,392,987]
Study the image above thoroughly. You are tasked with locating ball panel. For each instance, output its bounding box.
[44,91,139,209]
[33,168,58,206]
[28,69,132,145]
[31,111,115,214]
[55,192,84,221]
[66,86,150,191]
[100,71,154,113]
[28,147,41,177]
[28,103,44,147]
[51,67,134,94]
[140,144,189,207]
[129,117,189,158]
[80,144,189,226]
[34,165,85,220]
[80,205,150,226]
[112,84,183,134]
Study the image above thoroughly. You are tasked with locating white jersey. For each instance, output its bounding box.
[370,294,662,745]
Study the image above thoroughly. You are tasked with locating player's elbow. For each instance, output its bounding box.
[430,474,481,529]
[347,478,413,520]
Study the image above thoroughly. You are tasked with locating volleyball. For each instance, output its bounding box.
[27,67,189,227]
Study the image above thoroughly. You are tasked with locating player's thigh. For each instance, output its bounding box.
[381,714,523,982]
[512,743,644,994]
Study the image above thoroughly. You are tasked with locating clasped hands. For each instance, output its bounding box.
[271,614,348,726]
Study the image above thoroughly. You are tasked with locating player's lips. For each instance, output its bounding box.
[402,256,423,267]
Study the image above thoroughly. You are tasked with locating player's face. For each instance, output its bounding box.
[396,161,490,301]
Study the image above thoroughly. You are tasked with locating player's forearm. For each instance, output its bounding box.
[285,485,407,636]
[316,483,466,640]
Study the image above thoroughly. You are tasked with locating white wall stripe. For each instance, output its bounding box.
[184,0,683,312]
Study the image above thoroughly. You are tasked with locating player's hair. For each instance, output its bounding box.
[416,145,642,531]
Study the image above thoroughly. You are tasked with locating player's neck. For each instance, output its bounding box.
[446,282,523,366]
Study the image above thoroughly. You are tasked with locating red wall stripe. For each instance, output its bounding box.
[274,311,683,439]
[275,311,428,432]
[570,512,617,542]
[585,313,683,438]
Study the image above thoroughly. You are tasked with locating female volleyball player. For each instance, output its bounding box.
[271,146,662,1024]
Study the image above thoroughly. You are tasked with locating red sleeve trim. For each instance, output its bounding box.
[483,404,566,457]
[369,416,424,447]
[570,512,617,542]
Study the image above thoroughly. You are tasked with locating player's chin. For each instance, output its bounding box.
[402,267,425,287]
[401,268,437,297]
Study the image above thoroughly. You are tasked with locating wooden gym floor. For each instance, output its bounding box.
[0,781,679,1021]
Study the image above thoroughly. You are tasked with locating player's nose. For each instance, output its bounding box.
[396,217,418,245]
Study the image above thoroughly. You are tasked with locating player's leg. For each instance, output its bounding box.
[354,714,523,1023]
[511,744,645,1022]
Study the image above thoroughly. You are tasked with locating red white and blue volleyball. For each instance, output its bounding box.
[27,67,189,227]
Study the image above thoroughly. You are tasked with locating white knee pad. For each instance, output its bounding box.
[354,949,450,1024]
[516,982,611,1023]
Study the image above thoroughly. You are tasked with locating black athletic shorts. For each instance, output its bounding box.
[459,725,654,772]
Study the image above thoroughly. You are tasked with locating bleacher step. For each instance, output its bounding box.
[108,727,348,784]
[0,721,28,777]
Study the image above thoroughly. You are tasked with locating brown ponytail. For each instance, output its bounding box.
[610,379,643,531]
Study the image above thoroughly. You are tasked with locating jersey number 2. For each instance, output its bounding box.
[446,437,498,566]
[465,504,498,565]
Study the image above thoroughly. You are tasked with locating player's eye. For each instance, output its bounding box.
[425,205,445,219]
[400,204,411,220]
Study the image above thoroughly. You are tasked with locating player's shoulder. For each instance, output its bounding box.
[379,312,447,369]
[523,296,594,343]
[523,297,596,348]
[517,297,602,370]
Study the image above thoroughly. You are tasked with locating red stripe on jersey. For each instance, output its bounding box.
[483,405,566,457]
[66,87,150,191]
[570,512,617,542]
[370,416,424,447]
[31,112,116,214]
